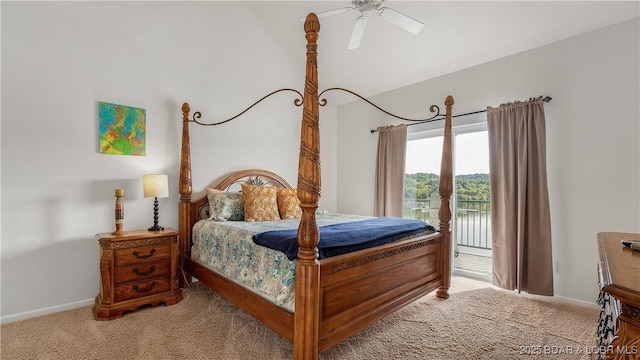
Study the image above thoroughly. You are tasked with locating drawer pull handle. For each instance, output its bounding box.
[133,282,157,293]
[132,249,156,259]
[132,265,156,276]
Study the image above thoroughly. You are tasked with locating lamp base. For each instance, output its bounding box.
[148,197,163,231]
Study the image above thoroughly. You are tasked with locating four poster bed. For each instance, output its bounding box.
[178,13,454,360]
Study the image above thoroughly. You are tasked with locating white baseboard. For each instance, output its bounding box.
[553,294,600,310]
[1,298,94,324]
[454,272,600,310]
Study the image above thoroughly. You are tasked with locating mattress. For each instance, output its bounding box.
[191,213,435,312]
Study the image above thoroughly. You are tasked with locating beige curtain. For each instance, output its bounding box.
[374,124,407,217]
[487,97,553,296]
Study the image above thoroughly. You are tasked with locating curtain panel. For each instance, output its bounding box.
[487,97,554,296]
[374,124,407,217]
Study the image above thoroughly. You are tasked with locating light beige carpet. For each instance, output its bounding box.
[1,277,598,360]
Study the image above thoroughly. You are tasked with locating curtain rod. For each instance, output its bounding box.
[370,96,552,133]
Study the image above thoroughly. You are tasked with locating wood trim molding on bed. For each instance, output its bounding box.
[216,169,292,190]
[437,95,454,299]
[177,12,453,360]
[179,103,193,283]
[294,13,322,360]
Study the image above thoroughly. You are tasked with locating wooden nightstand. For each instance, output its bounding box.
[94,228,183,320]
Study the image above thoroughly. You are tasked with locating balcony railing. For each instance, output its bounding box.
[456,200,491,250]
[404,198,492,250]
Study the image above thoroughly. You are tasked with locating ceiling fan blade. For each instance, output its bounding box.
[378,7,424,34]
[347,16,367,50]
[317,7,354,18]
[300,7,353,21]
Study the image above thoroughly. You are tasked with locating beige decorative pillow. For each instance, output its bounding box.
[241,184,280,222]
[276,188,302,220]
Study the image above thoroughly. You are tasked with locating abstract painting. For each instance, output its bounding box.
[99,102,146,156]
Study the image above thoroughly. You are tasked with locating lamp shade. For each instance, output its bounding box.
[143,174,169,198]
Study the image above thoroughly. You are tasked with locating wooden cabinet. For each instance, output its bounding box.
[94,229,182,320]
[596,232,640,359]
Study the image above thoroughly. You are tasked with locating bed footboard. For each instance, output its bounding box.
[317,234,443,351]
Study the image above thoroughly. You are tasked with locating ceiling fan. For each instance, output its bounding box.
[311,0,424,50]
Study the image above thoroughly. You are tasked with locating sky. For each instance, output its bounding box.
[405,131,490,175]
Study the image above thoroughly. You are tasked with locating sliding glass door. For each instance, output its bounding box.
[404,125,492,281]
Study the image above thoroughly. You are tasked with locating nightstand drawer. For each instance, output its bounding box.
[114,278,171,302]
[114,260,171,284]
[114,243,170,266]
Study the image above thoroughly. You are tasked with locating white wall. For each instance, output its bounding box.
[337,19,640,303]
[1,2,338,322]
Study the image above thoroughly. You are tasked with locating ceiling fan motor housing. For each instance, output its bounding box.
[353,0,385,14]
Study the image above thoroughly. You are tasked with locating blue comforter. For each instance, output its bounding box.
[252,217,435,260]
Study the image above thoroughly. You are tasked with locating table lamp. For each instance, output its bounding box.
[143,174,169,231]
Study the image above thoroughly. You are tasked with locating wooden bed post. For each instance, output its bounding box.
[294,13,321,360]
[179,102,193,287]
[436,95,454,299]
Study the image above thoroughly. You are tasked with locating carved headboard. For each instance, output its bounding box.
[192,169,293,221]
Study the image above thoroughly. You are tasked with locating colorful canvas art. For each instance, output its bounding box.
[99,102,146,156]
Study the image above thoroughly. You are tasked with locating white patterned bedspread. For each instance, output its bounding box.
[191,213,370,312]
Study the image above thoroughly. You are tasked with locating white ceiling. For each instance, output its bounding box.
[244,1,639,101]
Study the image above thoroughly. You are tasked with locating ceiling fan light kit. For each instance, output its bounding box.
[312,0,424,49]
